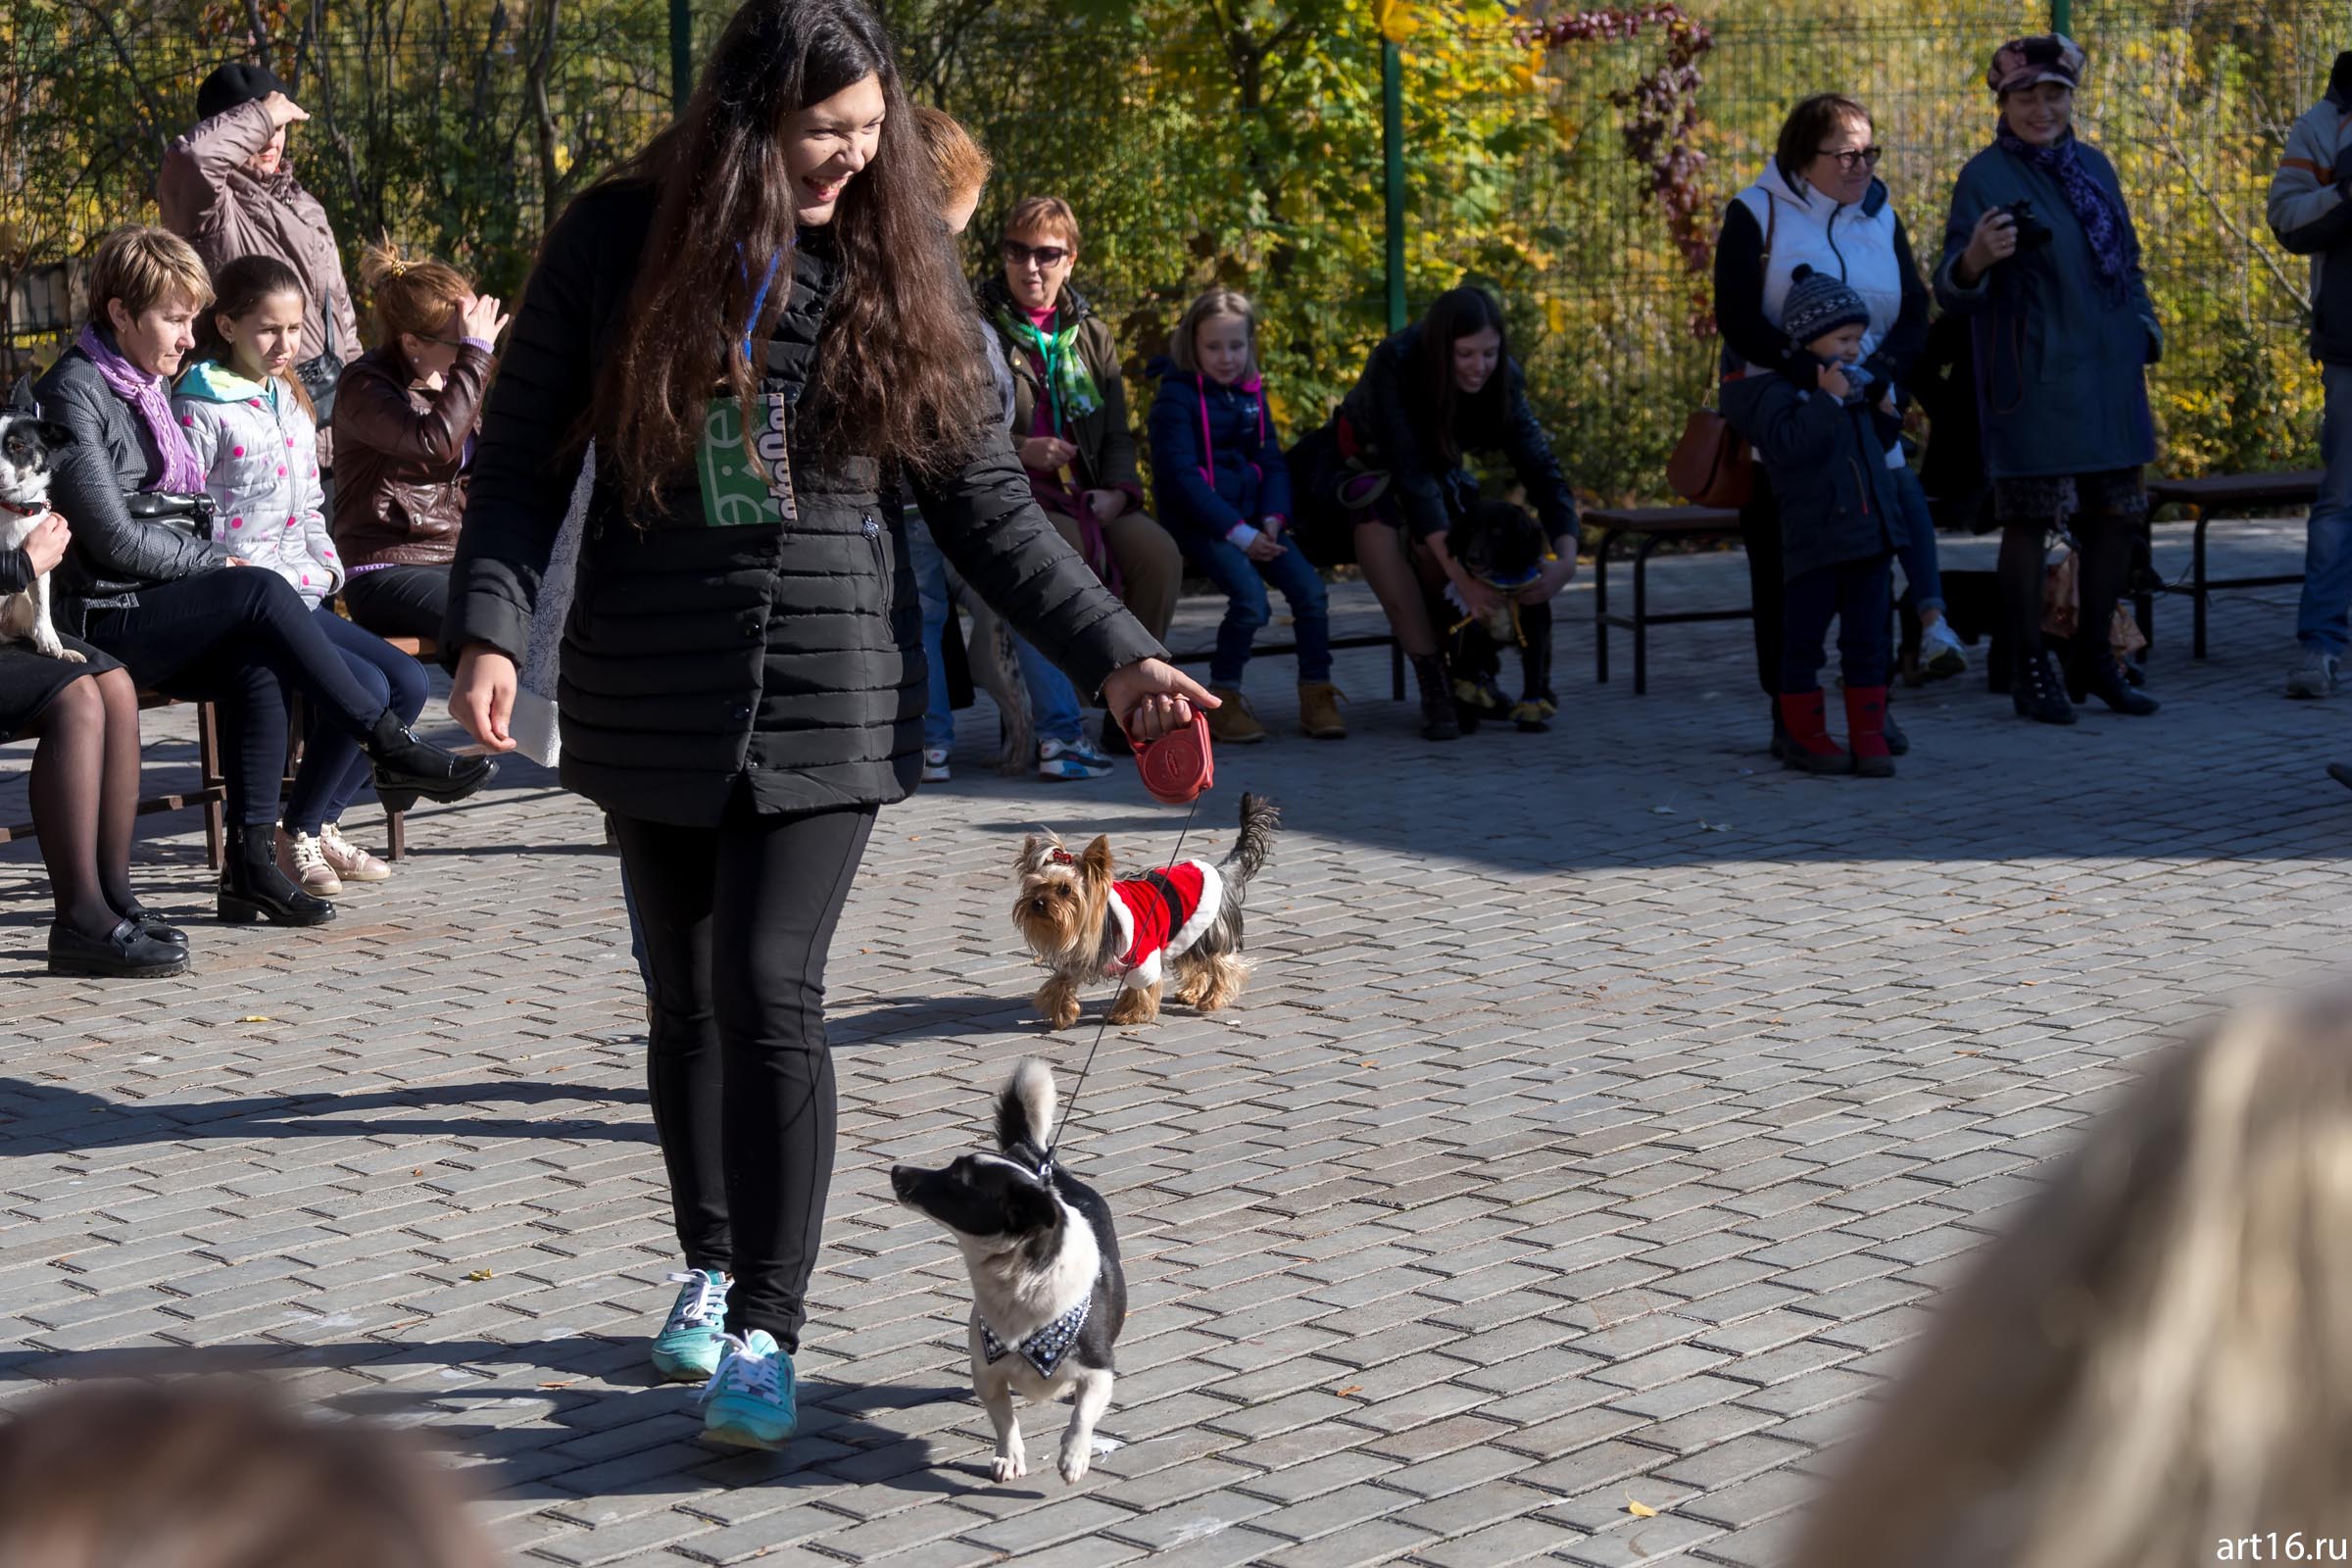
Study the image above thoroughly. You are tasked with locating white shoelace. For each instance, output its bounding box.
[700,1333,781,1402]
[287,833,329,874]
[664,1270,727,1333]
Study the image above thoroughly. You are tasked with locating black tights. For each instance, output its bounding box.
[1998,511,2134,671]
[611,795,877,1352]
[24,667,143,938]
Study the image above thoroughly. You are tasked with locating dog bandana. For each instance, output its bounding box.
[980,1296,1092,1379]
[1102,860,1224,991]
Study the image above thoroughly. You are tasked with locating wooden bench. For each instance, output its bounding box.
[2144,470,2325,659]
[1165,633,1405,700]
[1588,505,1747,695]
[2,691,229,868]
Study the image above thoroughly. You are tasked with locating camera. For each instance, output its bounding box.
[2002,198,2054,253]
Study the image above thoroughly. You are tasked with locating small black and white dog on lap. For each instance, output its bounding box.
[1437,499,1556,731]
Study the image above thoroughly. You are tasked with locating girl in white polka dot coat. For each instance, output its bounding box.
[172,255,429,896]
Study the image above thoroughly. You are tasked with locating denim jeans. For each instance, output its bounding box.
[1781,553,1894,694]
[285,604,429,834]
[904,514,1082,749]
[1179,531,1332,685]
[1889,464,1945,617]
[2299,362,2352,658]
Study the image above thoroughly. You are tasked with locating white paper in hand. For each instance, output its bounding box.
[513,444,594,768]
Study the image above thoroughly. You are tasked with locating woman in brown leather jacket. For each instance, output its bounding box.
[329,241,506,641]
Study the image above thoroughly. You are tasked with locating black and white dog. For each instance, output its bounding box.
[890,1061,1126,1485]
[0,415,81,663]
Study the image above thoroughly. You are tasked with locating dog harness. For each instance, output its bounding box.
[980,1296,1092,1379]
[1102,860,1224,991]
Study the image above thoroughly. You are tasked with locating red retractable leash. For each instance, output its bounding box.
[1040,706,1214,1158]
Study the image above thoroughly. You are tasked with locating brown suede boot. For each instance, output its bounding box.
[1298,681,1348,739]
[1204,686,1268,745]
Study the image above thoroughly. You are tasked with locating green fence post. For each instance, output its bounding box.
[2051,0,2072,34]
[670,0,694,117]
[1382,37,1406,332]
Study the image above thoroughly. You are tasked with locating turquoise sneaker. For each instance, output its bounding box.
[699,1330,798,1449]
[650,1269,730,1383]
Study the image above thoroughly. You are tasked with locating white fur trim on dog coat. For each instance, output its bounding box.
[1100,859,1224,990]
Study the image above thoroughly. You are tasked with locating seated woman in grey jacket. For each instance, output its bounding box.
[1936,33,2162,726]
[32,227,490,929]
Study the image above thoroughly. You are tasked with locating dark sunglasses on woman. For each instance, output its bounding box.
[1001,240,1070,269]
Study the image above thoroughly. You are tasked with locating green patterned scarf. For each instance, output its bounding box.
[993,303,1102,434]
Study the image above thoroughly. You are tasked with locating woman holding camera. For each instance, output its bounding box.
[1937,33,2162,725]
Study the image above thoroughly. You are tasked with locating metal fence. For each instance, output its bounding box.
[2,0,2335,498]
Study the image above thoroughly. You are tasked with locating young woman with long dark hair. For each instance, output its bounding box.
[444,0,1210,1448]
[1298,287,1580,739]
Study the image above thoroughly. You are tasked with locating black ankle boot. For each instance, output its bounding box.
[2011,647,2077,726]
[368,712,496,813]
[219,824,335,926]
[1410,654,1458,740]
[2082,656,2159,715]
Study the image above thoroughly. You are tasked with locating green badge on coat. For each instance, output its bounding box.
[697,392,797,527]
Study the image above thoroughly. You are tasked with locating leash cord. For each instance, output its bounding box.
[1041,789,1204,1161]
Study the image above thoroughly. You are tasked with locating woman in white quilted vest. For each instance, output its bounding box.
[172,255,428,898]
[1713,93,1958,763]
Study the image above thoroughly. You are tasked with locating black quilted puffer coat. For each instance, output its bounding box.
[447,178,1162,825]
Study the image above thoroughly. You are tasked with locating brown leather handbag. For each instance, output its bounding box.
[1670,197,1777,509]
[1667,410,1754,508]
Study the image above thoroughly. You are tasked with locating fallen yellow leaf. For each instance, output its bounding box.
[235,1015,273,1023]
[465,1269,495,1282]
[1628,1497,1658,1518]
[1334,1385,1363,1397]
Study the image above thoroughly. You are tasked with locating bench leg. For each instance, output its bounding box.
[1632,535,1663,697]
[1592,530,1618,684]
[386,806,408,861]
[2192,508,2210,660]
[197,701,224,872]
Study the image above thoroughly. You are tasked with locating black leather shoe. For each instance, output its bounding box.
[119,906,189,947]
[49,919,189,978]
[368,712,496,811]
[2084,659,2160,715]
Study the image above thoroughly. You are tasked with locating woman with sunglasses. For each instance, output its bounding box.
[978,197,1182,752]
[1715,93,1954,761]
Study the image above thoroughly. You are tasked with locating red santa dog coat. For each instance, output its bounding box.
[1102,860,1225,990]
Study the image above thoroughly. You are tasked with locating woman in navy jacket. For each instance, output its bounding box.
[1147,288,1342,743]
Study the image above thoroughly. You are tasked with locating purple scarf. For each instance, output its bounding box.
[1993,125,2132,299]
[75,325,208,493]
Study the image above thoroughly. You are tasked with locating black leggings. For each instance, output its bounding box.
[85,568,388,828]
[342,564,452,643]
[1997,512,2134,670]
[611,794,877,1352]
[1740,470,1786,700]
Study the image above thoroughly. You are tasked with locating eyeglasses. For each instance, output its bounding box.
[1820,146,1884,172]
[1001,240,1071,270]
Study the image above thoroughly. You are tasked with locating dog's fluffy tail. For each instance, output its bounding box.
[1219,793,1280,891]
[996,1058,1058,1152]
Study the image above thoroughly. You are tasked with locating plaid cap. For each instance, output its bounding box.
[1987,33,2084,96]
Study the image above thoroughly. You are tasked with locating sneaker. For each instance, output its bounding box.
[1065,735,1114,771]
[2287,647,2339,700]
[318,822,391,883]
[274,828,343,898]
[1203,686,1268,745]
[1918,616,1969,680]
[1038,738,1113,780]
[651,1269,731,1383]
[699,1329,797,1449]
[921,747,952,783]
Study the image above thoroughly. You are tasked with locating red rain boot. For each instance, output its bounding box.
[1775,690,1852,775]
[1844,685,1895,778]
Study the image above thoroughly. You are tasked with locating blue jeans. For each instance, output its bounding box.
[1181,531,1332,685]
[285,604,428,834]
[1889,465,1945,617]
[2299,362,2352,657]
[904,514,1083,748]
[1782,554,1894,694]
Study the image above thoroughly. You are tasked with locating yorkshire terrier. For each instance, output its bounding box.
[1012,793,1279,1030]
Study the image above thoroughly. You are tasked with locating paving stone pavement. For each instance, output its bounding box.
[2,517,2348,1566]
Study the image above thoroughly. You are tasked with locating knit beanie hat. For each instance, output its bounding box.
[1781,266,1869,345]
[197,62,288,122]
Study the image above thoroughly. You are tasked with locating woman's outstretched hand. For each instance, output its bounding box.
[450,645,519,753]
[1102,658,1219,745]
